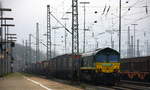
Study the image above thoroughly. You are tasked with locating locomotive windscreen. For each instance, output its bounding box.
[108,55,119,62]
[96,55,106,62]
[95,48,120,62]
[96,55,119,62]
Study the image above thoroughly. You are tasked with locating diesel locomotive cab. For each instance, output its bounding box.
[80,47,120,84]
[95,48,120,83]
[95,48,120,73]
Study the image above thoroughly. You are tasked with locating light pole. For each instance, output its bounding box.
[80,1,90,53]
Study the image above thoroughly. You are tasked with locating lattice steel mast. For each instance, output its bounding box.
[47,5,51,60]
[72,0,79,54]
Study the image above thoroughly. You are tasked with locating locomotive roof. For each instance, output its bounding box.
[81,47,119,57]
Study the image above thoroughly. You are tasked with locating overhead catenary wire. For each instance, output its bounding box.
[105,5,111,16]
[61,7,72,19]
[124,14,150,26]
[105,0,150,30]
[121,0,146,17]
[99,0,142,30]
[50,13,72,34]
[102,4,107,15]
[31,34,47,48]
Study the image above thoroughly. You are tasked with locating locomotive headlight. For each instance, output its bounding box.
[98,68,102,72]
[114,69,119,73]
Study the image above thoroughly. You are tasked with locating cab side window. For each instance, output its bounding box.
[81,58,84,67]
[82,56,94,67]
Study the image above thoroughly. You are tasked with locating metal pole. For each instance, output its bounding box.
[36,23,39,62]
[0,9,3,76]
[29,34,31,63]
[133,24,136,57]
[127,26,130,58]
[137,39,140,57]
[6,26,8,74]
[0,8,3,44]
[25,40,28,66]
[54,28,56,57]
[4,19,6,74]
[65,22,67,53]
[131,36,134,57]
[72,0,79,54]
[147,40,148,56]
[83,4,86,53]
[22,40,25,71]
[10,37,13,73]
[131,24,138,57]
[72,0,79,81]
[119,0,121,57]
[47,5,52,60]
[80,2,90,53]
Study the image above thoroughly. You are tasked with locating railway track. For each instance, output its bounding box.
[115,84,150,90]
[95,83,150,90]
[25,74,150,90]
[83,80,150,90]
[102,80,149,90]
[120,80,150,87]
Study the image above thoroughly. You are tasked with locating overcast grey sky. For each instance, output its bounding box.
[1,0,150,56]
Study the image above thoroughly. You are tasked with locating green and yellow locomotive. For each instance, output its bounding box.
[80,47,120,84]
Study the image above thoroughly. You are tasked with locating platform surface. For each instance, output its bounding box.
[0,73,82,90]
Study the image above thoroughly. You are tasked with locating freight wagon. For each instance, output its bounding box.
[121,56,150,82]
[47,54,81,80]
